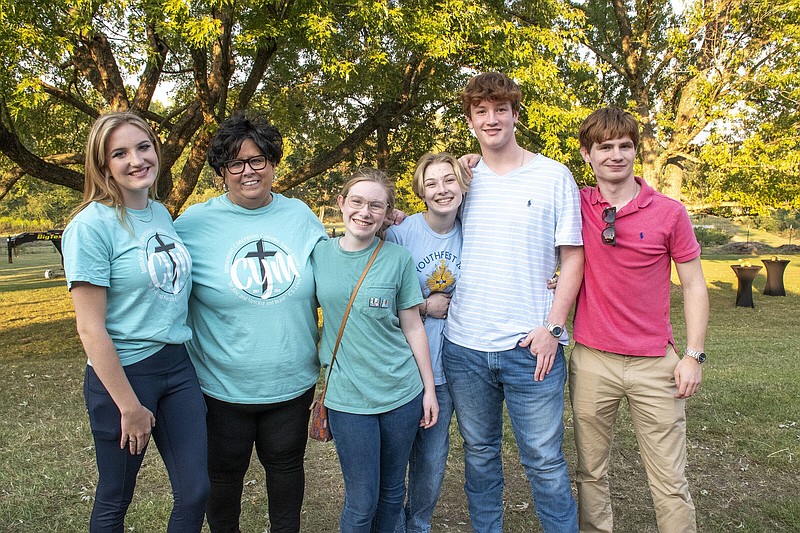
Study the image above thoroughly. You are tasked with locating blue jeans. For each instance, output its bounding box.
[400,383,455,533]
[84,344,209,533]
[329,392,423,533]
[442,338,577,533]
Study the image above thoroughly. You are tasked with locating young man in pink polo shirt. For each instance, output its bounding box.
[570,107,709,533]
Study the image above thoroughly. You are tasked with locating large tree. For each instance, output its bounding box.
[0,0,573,217]
[568,0,800,203]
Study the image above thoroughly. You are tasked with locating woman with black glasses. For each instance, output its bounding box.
[174,111,327,532]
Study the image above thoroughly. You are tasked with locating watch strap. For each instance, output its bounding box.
[684,348,706,363]
[544,321,564,337]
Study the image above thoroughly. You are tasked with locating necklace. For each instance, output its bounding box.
[128,201,154,223]
[519,148,526,168]
[613,183,640,210]
[423,211,456,235]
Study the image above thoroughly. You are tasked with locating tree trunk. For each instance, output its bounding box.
[637,107,660,188]
[660,162,683,200]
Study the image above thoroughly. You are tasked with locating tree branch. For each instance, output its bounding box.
[234,39,278,112]
[73,31,131,110]
[0,122,84,192]
[131,22,169,112]
[274,100,406,192]
[39,82,99,119]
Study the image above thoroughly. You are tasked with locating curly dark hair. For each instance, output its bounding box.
[207,111,283,176]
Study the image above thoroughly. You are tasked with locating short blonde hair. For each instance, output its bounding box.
[411,152,469,201]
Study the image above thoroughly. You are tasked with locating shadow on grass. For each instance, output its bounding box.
[1,259,68,293]
[2,277,67,293]
[0,317,82,360]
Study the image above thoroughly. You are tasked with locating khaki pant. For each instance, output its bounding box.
[569,343,696,533]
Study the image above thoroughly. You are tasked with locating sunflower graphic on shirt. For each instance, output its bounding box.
[426,259,455,293]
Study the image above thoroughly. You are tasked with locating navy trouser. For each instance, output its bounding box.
[84,344,209,532]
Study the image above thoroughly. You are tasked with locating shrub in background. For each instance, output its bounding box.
[753,209,800,236]
[694,226,732,246]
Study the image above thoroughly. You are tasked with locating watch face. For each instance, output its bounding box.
[687,350,706,363]
[551,325,564,337]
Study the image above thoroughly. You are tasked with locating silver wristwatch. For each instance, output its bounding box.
[684,348,706,364]
[545,322,564,338]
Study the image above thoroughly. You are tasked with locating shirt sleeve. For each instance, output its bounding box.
[62,220,112,290]
[554,169,584,247]
[395,249,424,310]
[669,204,701,263]
[384,225,400,244]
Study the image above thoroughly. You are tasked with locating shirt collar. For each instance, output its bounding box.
[589,176,654,212]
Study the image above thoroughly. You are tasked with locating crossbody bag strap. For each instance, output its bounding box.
[319,239,384,401]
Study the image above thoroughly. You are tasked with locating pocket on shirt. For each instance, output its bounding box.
[359,283,395,320]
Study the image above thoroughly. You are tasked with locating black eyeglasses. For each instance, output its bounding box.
[602,206,616,246]
[224,155,269,174]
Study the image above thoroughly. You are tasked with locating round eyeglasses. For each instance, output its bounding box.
[224,155,269,174]
[345,195,389,214]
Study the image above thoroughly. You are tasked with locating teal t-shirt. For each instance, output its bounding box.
[174,193,327,403]
[312,237,424,414]
[63,201,193,366]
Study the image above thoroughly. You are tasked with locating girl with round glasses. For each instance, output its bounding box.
[312,168,438,533]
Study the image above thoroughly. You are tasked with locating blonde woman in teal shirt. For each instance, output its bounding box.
[64,112,207,532]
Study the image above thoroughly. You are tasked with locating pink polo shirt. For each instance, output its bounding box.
[573,177,700,356]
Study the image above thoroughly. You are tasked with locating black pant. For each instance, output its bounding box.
[204,386,315,533]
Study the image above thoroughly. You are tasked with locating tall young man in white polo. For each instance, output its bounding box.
[571,106,708,532]
[443,72,584,533]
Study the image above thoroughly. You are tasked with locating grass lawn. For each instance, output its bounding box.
[1,243,798,532]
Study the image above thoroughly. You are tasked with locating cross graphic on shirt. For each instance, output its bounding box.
[154,233,179,288]
[245,239,276,294]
